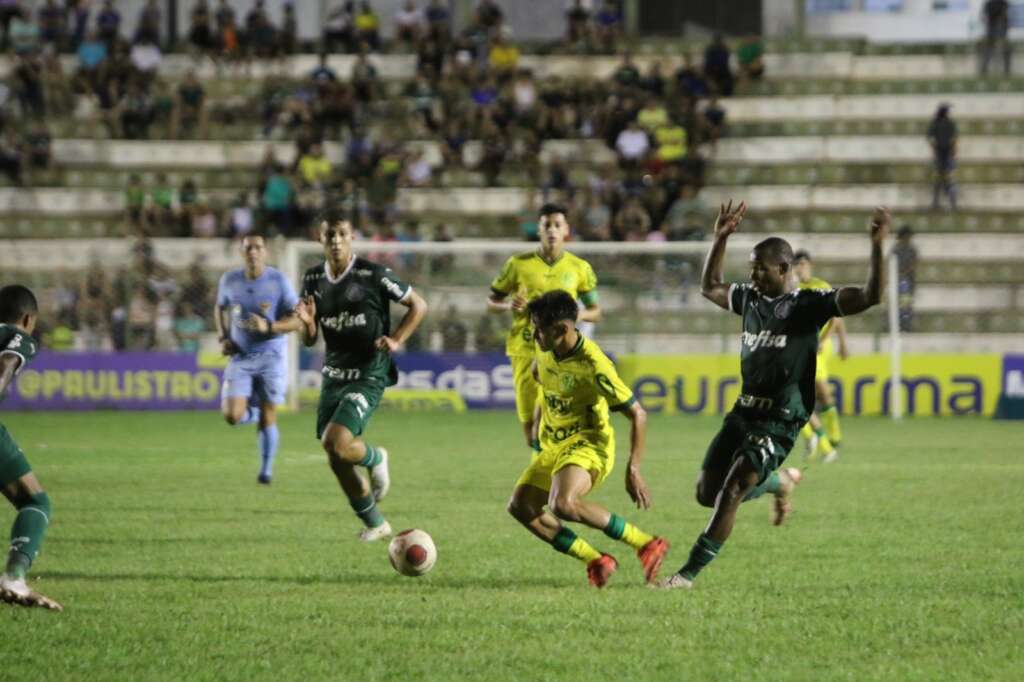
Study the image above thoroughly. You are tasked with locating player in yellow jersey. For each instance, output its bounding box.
[506,290,668,588]
[793,250,848,462]
[488,203,602,450]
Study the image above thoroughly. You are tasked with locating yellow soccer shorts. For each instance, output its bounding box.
[816,337,834,382]
[514,437,615,492]
[511,354,541,423]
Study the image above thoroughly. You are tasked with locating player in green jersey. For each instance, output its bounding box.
[296,210,428,542]
[659,201,889,590]
[0,285,62,610]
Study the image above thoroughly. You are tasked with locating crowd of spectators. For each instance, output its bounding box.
[0,1,759,244]
[37,240,215,352]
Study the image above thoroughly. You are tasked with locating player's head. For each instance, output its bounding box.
[749,237,794,296]
[792,249,813,283]
[240,233,267,271]
[0,284,39,334]
[538,203,570,250]
[317,208,355,265]
[528,289,578,352]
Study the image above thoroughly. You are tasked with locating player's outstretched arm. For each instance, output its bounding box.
[701,200,747,310]
[295,296,318,346]
[242,312,305,335]
[837,207,889,316]
[622,401,651,510]
[376,290,428,352]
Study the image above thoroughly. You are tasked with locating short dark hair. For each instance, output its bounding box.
[538,203,568,220]
[316,207,353,231]
[0,285,38,324]
[527,290,578,328]
[793,249,812,263]
[753,237,794,265]
[241,232,267,244]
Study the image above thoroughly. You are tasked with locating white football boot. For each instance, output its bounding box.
[654,573,694,590]
[358,520,393,542]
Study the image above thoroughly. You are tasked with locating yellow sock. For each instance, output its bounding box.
[800,422,815,442]
[604,513,653,550]
[820,406,842,444]
[815,433,835,456]
[568,537,602,563]
[552,527,601,563]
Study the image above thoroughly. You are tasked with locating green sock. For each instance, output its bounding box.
[6,492,50,579]
[678,533,723,582]
[349,494,385,528]
[530,439,541,452]
[743,471,782,501]
[551,527,601,563]
[359,445,383,468]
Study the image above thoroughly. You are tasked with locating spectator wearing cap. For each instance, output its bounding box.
[927,103,957,211]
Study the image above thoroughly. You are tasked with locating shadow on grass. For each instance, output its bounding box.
[40,570,583,590]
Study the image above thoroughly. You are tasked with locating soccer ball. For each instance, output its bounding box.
[388,529,437,577]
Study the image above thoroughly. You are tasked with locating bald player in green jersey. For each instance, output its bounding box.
[659,201,889,590]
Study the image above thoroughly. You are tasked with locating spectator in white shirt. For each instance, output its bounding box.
[615,119,650,169]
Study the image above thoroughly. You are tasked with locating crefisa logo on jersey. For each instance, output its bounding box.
[742,330,788,350]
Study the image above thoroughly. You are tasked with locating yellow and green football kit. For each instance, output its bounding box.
[490,251,598,423]
[515,335,635,492]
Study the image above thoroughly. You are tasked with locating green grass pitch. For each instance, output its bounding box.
[1,410,1021,681]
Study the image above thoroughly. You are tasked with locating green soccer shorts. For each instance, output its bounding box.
[315,377,386,440]
[0,423,32,486]
[701,411,801,484]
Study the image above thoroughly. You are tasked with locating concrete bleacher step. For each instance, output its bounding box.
[4,210,1024,240]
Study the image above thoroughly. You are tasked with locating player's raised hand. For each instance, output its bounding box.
[626,466,652,510]
[375,336,401,353]
[870,206,890,244]
[295,295,316,324]
[713,200,747,239]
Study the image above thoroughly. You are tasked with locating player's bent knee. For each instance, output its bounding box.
[17,491,51,520]
[695,482,716,508]
[550,496,580,522]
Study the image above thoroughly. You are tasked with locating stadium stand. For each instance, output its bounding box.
[0,4,1022,357]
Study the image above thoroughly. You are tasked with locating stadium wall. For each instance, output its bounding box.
[7,351,1017,416]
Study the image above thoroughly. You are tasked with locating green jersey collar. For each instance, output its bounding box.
[554,332,584,361]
